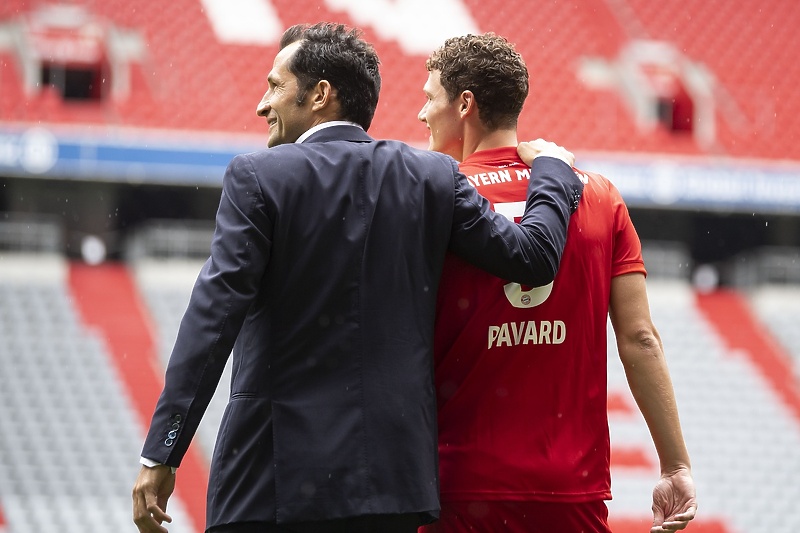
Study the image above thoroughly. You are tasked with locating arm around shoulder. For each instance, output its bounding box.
[448,154,583,286]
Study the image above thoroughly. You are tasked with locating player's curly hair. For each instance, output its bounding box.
[426,33,528,130]
[279,22,381,131]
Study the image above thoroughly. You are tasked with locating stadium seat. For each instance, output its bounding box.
[0,254,199,533]
[2,0,799,158]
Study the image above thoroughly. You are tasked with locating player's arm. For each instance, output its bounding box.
[609,272,697,532]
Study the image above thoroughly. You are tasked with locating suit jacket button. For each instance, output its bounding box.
[165,438,174,447]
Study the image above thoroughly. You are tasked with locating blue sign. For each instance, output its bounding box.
[582,156,800,214]
[2,125,800,214]
[0,125,263,186]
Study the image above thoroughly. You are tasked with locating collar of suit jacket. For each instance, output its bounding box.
[299,122,372,144]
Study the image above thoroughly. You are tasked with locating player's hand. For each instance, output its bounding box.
[517,138,575,167]
[650,466,697,532]
[132,464,175,532]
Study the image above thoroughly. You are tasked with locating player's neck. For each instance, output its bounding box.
[462,127,518,160]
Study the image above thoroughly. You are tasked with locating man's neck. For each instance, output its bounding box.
[460,127,518,162]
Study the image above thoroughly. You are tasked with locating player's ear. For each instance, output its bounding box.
[459,90,476,118]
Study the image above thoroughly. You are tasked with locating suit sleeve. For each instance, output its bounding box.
[141,153,273,467]
[448,155,583,287]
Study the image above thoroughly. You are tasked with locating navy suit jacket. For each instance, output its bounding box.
[141,125,583,529]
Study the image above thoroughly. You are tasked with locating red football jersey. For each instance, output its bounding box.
[435,147,646,502]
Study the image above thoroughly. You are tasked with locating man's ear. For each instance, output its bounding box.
[459,90,476,118]
[310,80,336,111]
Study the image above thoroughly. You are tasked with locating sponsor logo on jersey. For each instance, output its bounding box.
[466,167,530,187]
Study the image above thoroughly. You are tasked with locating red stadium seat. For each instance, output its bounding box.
[1,0,798,159]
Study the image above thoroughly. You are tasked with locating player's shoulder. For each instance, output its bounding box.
[573,166,604,183]
[572,167,632,215]
[574,167,619,192]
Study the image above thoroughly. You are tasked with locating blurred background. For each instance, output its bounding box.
[1,0,799,532]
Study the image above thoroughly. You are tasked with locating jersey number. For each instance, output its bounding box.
[496,201,554,309]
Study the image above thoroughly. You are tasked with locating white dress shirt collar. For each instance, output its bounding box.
[296,121,363,144]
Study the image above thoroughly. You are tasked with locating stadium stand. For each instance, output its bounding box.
[0,214,61,253]
[640,240,692,280]
[0,254,198,532]
[1,0,799,159]
[2,0,800,532]
[750,281,800,381]
[124,220,231,473]
[754,287,800,340]
[608,279,800,533]
[133,255,231,467]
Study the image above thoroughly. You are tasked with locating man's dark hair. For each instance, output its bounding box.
[279,22,381,131]
[426,33,528,131]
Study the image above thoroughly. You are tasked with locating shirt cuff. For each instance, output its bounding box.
[140,456,177,474]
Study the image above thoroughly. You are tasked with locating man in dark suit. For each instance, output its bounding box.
[132,23,583,533]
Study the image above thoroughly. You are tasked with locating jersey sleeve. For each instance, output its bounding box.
[609,180,647,278]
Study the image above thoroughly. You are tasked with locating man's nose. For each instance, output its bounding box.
[256,94,270,117]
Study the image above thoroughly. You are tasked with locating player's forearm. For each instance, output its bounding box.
[619,340,691,473]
